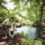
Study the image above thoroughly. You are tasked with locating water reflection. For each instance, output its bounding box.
[16,26,37,40]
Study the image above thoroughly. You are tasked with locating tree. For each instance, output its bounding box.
[0,0,10,15]
[0,8,8,22]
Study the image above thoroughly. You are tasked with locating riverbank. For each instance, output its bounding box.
[0,33,43,45]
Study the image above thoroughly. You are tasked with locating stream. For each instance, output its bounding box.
[16,26,37,40]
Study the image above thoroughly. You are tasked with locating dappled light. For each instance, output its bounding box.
[0,0,45,45]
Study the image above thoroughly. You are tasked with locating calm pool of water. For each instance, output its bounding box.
[16,26,37,40]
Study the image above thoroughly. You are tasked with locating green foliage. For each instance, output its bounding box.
[0,1,45,44]
[0,0,45,25]
[19,31,24,36]
[0,0,7,4]
[22,39,43,45]
[0,8,8,22]
[11,0,20,5]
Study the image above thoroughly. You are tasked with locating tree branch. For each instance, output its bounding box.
[0,2,10,15]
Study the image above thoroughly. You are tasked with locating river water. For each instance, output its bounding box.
[16,26,37,40]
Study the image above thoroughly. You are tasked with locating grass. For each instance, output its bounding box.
[21,38,43,45]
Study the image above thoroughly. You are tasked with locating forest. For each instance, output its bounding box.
[0,0,45,45]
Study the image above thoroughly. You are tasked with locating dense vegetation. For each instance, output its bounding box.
[0,0,45,45]
[0,0,45,24]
